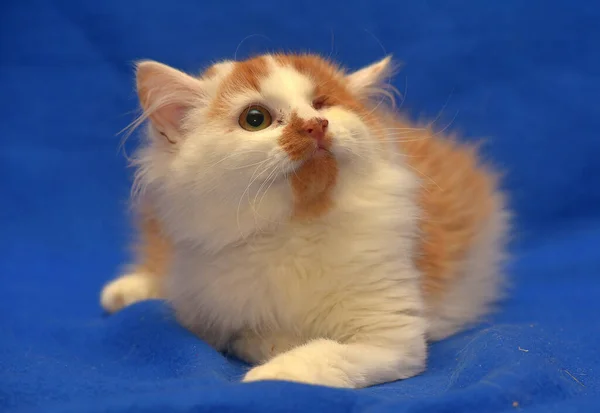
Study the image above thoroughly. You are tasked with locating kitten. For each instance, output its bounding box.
[100,53,509,388]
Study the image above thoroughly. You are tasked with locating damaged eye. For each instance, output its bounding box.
[312,96,330,110]
[239,105,272,131]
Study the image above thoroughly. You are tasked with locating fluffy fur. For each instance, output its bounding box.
[100,53,509,388]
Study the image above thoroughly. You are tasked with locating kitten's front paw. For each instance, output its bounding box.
[242,357,353,388]
[100,272,161,313]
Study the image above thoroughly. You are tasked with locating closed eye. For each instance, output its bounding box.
[312,95,331,110]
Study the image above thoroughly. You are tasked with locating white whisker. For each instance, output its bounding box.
[432,110,459,136]
[252,162,280,213]
[208,151,269,168]
[234,34,272,61]
[255,164,284,221]
[427,88,455,130]
[236,159,273,242]
[404,163,442,191]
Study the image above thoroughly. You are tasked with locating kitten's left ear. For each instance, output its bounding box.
[136,60,207,143]
[345,56,396,97]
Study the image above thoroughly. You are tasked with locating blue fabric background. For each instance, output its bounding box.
[1,0,599,412]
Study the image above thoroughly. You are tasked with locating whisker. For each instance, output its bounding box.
[248,161,282,233]
[234,34,272,61]
[340,145,369,163]
[222,160,274,171]
[236,159,273,241]
[252,162,280,211]
[326,28,336,61]
[363,92,388,118]
[348,131,431,142]
[367,127,426,132]
[397,75,408,110]
[361,138,431,144]
[256,163,284,217]
[432,110,459,137]
[427,88,455,130]
[404,163,442,191]
[364,28,388,56]
[247,174,283,247]
[208,151,269,168]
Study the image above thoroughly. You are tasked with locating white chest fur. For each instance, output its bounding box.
[166,162,424,350]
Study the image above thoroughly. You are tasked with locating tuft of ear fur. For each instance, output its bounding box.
[345,56,399,103]
[135,60,206,143]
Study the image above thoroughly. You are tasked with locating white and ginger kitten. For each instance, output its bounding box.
[101,53,509,388]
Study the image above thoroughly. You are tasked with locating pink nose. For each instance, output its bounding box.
[304,118,329,141]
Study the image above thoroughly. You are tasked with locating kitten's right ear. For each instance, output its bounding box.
[136,60,206,143]
[345,56,396,98]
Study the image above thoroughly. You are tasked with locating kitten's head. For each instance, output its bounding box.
[133,53,398,247]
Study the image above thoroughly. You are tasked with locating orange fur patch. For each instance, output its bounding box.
[398,125,499,303]
[209,57,269,117]
[290,155,338,220]
[273,54,383,139]
[131,202,171,292]
[274,54,361,112]
[274,55,373,220]
[278,112,332,160]
[279,112,338,219]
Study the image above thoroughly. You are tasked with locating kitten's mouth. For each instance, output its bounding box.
[313,146,332,158]
[285,143,336,176]
[310,139,334,159]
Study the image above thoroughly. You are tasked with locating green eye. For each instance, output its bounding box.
[239,105,273,131]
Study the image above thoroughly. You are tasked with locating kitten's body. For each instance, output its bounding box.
[101,54,509,388]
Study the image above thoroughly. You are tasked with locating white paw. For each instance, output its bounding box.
[242,357,353,388]
[100,272,161,313]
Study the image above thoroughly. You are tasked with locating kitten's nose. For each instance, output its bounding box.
[304,118,329,141]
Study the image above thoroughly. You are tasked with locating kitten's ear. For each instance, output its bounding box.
[345,56,396,97]
[136,60,206,143]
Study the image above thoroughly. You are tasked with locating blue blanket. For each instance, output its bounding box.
[2,0,599,412]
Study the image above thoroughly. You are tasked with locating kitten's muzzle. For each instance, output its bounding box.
[304,117,329,146]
